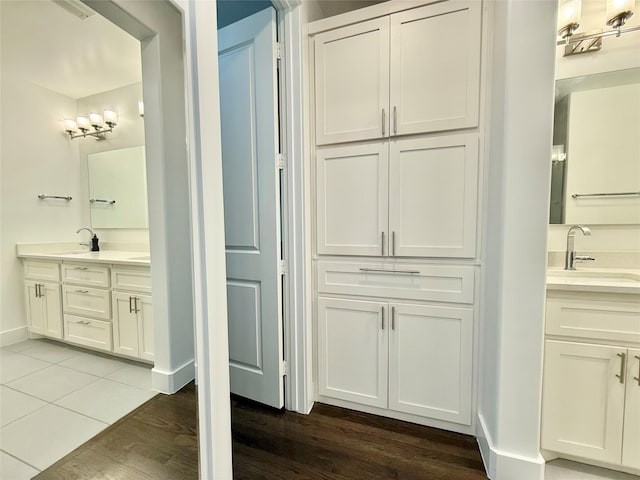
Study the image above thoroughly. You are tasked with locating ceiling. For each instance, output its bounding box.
[1,0,142,100]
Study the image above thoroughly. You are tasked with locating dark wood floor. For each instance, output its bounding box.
[35,383,488,479]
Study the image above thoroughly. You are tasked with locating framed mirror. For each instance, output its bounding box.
[88,145,148,228]
[550,67,640,225]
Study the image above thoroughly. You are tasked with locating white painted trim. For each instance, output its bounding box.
[0,326,29,347]
[152,359,196,394]
[477,413,546,480]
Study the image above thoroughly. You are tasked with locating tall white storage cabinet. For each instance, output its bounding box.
[310,0,483,433]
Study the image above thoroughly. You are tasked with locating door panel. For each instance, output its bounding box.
[542,340,625,463]
[623,348,640,469]
[42,282,62,339]
[137,294,154,361]
[219,7,284,409]
[389,134,478,258]
[113,292,138,357]
[315,17,390,145]
[388,303,473,424]
[317,297,388,408]
[316,143,388,256]
[25,281,45,335]
[390,1,480,135]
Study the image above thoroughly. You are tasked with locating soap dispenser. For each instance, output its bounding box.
[91,234,100,252]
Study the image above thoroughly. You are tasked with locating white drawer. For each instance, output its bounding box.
[546,291,640,343]
[317,262,475,304]
[64,314,112,352]
[62,285,111,320]
[23,260,60,282]
[62,263,110,288]
[111,267,151,293]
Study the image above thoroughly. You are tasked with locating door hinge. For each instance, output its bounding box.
[276,42,282,61]
[281,360,288,376]
[277,153,286,170]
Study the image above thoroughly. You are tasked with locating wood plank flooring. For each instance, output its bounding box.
[35,383,488,479]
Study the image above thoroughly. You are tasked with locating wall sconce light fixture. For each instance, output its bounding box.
[557,0,639,56]
[64,109,118,140]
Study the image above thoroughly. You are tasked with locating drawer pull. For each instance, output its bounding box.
[76,320,90,325]
[74,267,88,271]
[75,289,89,294]
[616,352,627,384]
[634,355,640,386]
[359,268,419,275]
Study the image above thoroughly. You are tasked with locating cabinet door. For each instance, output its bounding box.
[317,297,388,408]
[136,294,154,361]
[316,143,388,256]
[389,1,480,136]
[623,349,640,469]
[41,282,63,339]
[24,281,45,335]
[542,340,626,464]
[314,17,390,145]
[388,303,473,424]
[389,134,478,258]
[112,292,139,357]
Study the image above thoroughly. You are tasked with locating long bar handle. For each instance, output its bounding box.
[90,198,116,205]
[134,297,140,314]
[391,306,396,330]
[616,352,627,384]
[38,194,72,201]
[38,284,44,297]
[382,109,386,136]
[634,355,640,386]
[392,231,396,256]
[129,296,134,314]
[572,191,640,199]
[35,284,40,298]
[393,106,397,135]
[359,268,419,275]
[381,232,385,256]
[381,306,385,330]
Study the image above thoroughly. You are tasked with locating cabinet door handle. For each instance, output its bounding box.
[391,231,396,256]
[134,297,140,314]
[35,284,40,298]
[391,306,396,331]
[75,289,89,294]
[381,306,385,330]
[38,284,44,297]
[634,355,640,386]
[129,296,134,313]
[381,232,385,256]
[616,352,627,384]
[382,108,386,136]
[393,106,397,134]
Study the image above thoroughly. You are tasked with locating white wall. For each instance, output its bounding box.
[0,77,83,344]
[550,0,640,254]
[76,82,150,246]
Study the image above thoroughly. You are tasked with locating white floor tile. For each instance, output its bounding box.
[0,404,107,471]
[7,365,98,402]
[0,351,51,384]
[58,351,129,377]
[105,363,153,390]
[8,339,79,364]
[0,451,40,480]
[545,459,639,479]
[55,378,156,424]
[3,341,36,354]
[0,386,47,427]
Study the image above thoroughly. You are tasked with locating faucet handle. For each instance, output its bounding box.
[574,255,596,263]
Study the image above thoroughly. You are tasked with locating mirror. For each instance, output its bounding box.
[550,67,640,225]
[88,145,148,228]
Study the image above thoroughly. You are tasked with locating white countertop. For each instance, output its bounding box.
[17,243,150,267]
[547,268,640,295]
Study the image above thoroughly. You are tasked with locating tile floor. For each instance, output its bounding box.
[0,339,155,479]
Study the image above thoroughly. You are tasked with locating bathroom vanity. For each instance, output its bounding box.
[542,267,640,474]
[19,245,153,363]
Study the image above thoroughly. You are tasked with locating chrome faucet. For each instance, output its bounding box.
[76,227,95,249]
[565,225,595,270]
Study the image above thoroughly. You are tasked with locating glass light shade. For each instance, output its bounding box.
[607,0,634,26]
[76,115,91,130]
[558,0,582,30]
[64,119,77,133]
[103,109,118,126]
[89,113,104,128]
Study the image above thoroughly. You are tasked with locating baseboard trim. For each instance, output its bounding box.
[477,413,545,480]
[0,326,29,347]
[152,360,195,394]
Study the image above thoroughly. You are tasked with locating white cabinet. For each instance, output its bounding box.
[314,17,389,145]
[64,314,113,352]
[24,280,63,339]
[112,268,154,361]
[316,134,478,258]
[542,291,640,472]
[317,297,473,425]
[314,0,481,145]
[317,297,387,408]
